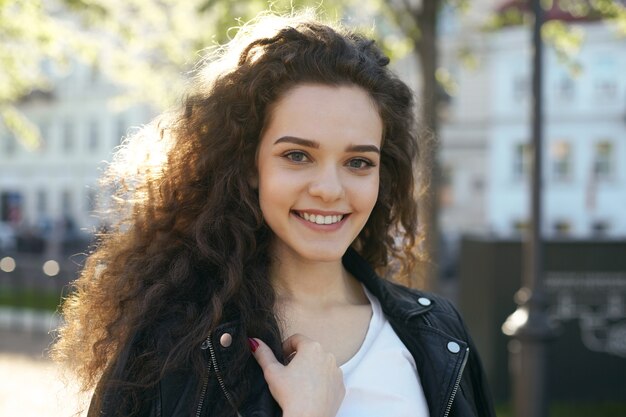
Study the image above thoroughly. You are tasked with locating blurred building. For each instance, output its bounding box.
[2,1,625,245]
[0,61,153,240]
[439,3,626,240]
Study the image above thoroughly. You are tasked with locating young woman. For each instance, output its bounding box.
[54,13,495,417]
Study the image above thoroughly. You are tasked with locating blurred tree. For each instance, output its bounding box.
[0,0,347,146]
[374,0,466,289]
[0,0,85,149]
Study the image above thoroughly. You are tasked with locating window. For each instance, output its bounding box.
[0,192,23,223]
[36,189,47,215]
[592,220,610,237]
[89,120,99,151]
[594,80,616,100]
[551,141,572,182]
[61,190,72,216]
[513,74,529,101]
[593,57,617,101]
[593,141,614,180]
[513,143,531,180]
[553,220,571,237]
[557,75,575,101]
[62,120,74,152]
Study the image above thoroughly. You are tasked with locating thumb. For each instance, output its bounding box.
[249,338,282,371]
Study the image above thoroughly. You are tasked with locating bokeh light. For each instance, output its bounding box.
[0,257,16,273]
[42,260,60,277]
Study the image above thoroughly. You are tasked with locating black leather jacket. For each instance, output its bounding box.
[91,248,495,417]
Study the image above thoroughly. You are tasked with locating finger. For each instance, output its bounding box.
[249,338,281,371]
[281,333,311,358]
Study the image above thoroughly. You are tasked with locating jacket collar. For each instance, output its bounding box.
[342,247,433,321]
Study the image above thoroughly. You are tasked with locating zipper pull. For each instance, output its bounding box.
[201,336,211,350]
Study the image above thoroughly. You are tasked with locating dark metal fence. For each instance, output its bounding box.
[458,237,626,402]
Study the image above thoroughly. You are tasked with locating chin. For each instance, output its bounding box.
[290,244,350,264]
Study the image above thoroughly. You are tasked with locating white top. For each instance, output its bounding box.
[336,288,430,417]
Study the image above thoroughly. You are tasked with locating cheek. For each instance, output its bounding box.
[258,185,280,231]
[257,166,297,216]
[350,174,380,213]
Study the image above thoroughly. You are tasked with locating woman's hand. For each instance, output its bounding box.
[250,334,345,417]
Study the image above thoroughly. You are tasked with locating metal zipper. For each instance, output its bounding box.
[443,347,469,417]
[195,346,212,417]
[200,335,242,417]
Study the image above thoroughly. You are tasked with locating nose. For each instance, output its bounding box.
[308,164,345,202]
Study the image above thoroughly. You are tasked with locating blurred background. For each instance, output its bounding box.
[0,0,625,416]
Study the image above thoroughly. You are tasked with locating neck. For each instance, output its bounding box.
[269,247,364,309]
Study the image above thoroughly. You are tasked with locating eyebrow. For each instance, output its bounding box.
[274,136,380,154]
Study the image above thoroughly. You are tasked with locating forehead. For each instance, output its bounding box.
[260,83,383,148]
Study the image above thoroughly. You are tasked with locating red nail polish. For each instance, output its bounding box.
[248,338,259,352]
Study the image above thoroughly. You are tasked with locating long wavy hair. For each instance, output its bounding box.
[54,11,421,416]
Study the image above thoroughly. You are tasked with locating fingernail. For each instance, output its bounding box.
[285,351,296,364]
[248,338,259,352]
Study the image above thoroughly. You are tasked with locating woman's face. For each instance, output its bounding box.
[256,83,383,264]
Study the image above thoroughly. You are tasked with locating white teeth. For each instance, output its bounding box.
[298,212,344,225]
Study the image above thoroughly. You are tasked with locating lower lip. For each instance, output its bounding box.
[291,212,348,232]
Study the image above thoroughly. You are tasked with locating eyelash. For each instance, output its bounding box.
[347,158,375,169]
[284,151,310,163]
[282,151,376,170]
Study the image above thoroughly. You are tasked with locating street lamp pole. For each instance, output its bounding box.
[502,0,556,416]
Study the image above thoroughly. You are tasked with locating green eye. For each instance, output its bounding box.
[348,158,372,169]
[285,151,308,162]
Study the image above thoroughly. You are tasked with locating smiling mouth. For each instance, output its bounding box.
[294,211,346,225]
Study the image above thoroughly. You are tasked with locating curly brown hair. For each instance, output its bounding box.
[53,12,421,415]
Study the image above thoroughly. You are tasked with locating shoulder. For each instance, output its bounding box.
[379,279,468,333]
[389,280,458,314]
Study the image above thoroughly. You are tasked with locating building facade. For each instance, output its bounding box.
[439,14,626,239]
[0,61,153,240]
